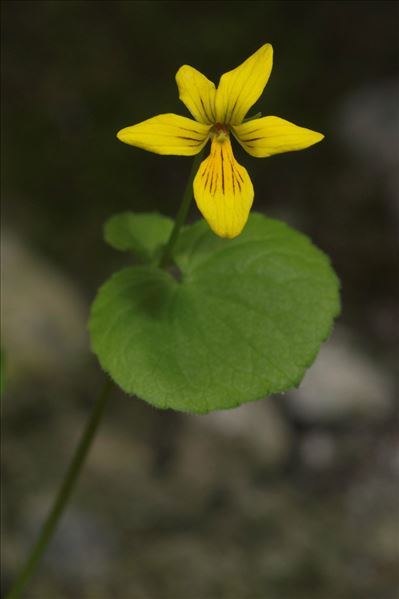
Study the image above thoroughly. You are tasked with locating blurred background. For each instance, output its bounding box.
[1,1,398,598]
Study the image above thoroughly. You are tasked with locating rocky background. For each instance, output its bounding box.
[2,1,398,598]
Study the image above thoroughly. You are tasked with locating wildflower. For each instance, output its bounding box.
[117,44,323,238]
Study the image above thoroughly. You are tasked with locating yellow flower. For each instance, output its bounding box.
[117,44,324,239]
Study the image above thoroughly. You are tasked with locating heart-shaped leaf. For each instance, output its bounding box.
[89,213,340,413]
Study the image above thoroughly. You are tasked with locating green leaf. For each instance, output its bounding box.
[104,212,174,262]
[242,111,262,123]
[90,213,340,413]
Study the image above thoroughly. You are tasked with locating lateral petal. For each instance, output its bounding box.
[193,137,254,239]
[233,116,324,157]
[215,44,273,126]
[176,65,216,125]
[117,114,211,156]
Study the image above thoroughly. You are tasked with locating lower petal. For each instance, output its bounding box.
[193,137,254,238]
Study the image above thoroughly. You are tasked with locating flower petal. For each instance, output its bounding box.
[233,116,324,157]
[215,44,273,126]
[193,137,254,239]
[176,65,216,125]
[117,114,211,156]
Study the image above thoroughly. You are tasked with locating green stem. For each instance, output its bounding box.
[159,150,204,268]
[6,378,113,599]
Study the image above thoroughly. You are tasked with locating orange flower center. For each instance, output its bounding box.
[212,123,229,143]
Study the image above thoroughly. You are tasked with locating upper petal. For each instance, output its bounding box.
[233,116,324,157]
[215,44,273,126]
[176,65,216,125]
[117,113,211,156]
[193,137,254,238]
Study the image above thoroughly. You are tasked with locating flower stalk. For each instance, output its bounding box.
[6,379,113,599]
[159,149,204,268]
[6,150,207,598]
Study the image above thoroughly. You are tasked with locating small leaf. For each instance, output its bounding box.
[104,212,174,262]
[90,213,340,413]
[242,111,262,123]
